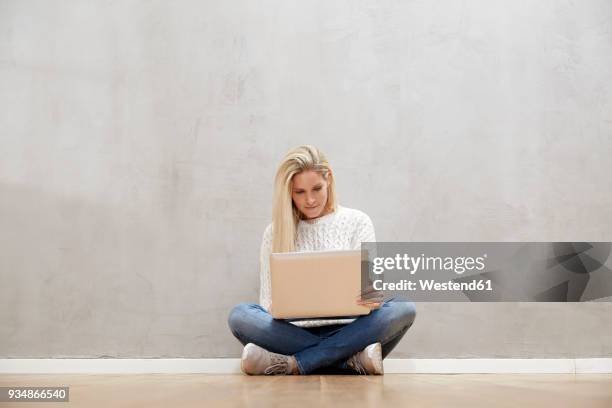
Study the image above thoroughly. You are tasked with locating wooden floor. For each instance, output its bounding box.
[1,374,611,407]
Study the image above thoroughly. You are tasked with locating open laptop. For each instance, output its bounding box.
[269,249,371,319]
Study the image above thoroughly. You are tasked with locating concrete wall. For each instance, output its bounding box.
[1,0,611,358]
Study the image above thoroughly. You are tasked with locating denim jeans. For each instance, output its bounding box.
[227,298,416,374]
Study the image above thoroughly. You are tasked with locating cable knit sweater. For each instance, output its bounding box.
[259,205,376,328]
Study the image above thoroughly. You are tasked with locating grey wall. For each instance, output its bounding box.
[1,0,611,358]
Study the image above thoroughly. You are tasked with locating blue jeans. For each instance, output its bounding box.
[227,298,416,374]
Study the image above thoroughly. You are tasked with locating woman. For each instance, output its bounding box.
[227,145,416,375]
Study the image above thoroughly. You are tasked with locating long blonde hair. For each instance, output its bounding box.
[271,145,338,253]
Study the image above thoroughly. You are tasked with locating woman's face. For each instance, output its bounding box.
[291,170,330,220]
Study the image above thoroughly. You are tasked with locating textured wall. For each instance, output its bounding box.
[1,0,611,358]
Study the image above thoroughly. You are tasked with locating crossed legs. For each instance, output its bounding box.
[227,298,416,374]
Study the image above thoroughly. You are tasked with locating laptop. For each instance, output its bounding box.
[269,249,371,319]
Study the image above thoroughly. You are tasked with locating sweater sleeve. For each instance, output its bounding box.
[259,223,273,311]
[351,212,376,249]
[352,212,378,279]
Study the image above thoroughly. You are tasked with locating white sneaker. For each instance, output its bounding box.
[346,342,384,375]
[241,343,297,375]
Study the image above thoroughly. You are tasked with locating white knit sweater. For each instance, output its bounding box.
[259,205,376,328]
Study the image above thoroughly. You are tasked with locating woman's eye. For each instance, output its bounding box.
[314,187,322,191]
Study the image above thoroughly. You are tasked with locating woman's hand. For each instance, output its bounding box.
[356,283,384,311]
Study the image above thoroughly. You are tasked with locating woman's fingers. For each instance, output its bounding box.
[356,299,382,310]
[356,287,384,301]
[356,298,383,305]
[355,282,384,311]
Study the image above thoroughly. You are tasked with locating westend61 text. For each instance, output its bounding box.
[373,279,493,292]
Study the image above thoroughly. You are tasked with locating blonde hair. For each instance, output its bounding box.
[271,145,337,253]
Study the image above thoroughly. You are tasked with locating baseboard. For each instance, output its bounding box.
[384,358,612,374]
[0,359,241,374]
[1,358,611,374]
